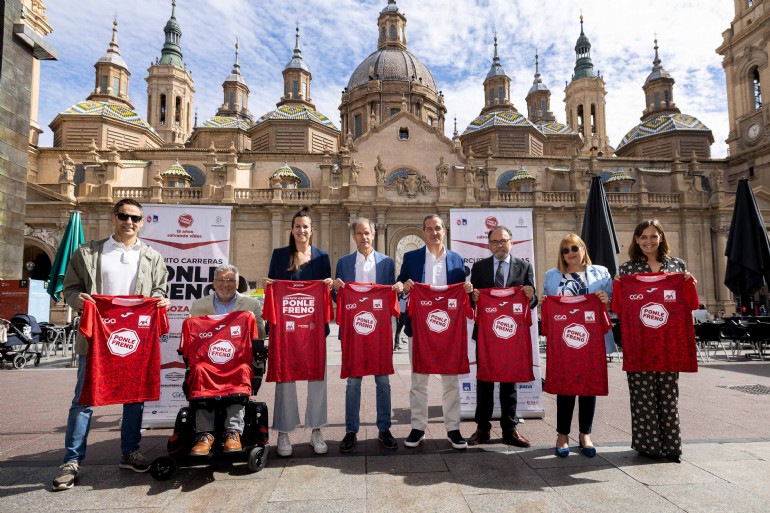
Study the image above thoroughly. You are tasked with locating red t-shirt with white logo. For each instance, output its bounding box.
[180,311,258,399]
[541,294,612,396]
[262,280,332,382]
[336,283,399,378]
[474,287,534,383]
[612,273,700,372]
[407,283,473,375]
[79,295,169,406]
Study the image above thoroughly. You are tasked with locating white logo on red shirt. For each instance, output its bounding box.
[285,321,295,331]
[230,325,241,337]
[282,293,316,318]
[208,340,235,364]
[373,299,382,309]
[492,315,517,339]
[107,328,140,357]
[584,311,595,323]
[138,315,151,327]
[562,323,588,349]
[640,302,669,328]
[353,311,377,335]
[513,303,523,313]
[663,290,676,301]
[448,299,457,309]
[426,309,450,333]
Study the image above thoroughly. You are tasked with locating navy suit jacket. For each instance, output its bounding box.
[397,246,467,337]
[335,250,396,290]
[268,246,331,281]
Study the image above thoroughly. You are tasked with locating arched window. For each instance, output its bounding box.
[540,99,546,116]
[160,94,166,125]
[489,88,495,105]
[590,104,597,134]
[664,90,670,106]
[577,105,585,134]
[753,67,762,110]
[292,80,299,99]
[654,92,660,109]
[229,92,235,110]
[381,26,386,41]
[389,24,396,40]
[175,96,182,126]
[354,114,362,138]
[498,86,504,104]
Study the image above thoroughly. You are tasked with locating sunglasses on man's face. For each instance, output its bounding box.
[561,245,581,255]
[115,212,143,223]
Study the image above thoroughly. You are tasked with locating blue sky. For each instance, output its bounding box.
[38,0,732,157]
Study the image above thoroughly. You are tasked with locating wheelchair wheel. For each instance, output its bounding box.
[247,445,268,472]
[150,456,177,481]
[13,355,26,369]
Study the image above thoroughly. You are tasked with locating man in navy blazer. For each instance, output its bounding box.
[395,214,473,450]
[332,218,401,452]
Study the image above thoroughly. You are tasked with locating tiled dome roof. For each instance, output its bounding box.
[617,113,710,150]
[201,116,252,130]
[60,101,153,130]
[462,111,535,136]
[253,105,338,130]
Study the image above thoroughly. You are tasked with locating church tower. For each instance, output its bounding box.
[217,41,252,121]
[717,0,770,184]
[277,24,314,109]
[480,35,513,115]
[564,16,610,155]
[88,19,132,109]
[526,52,555,123]
[145,0,195,146]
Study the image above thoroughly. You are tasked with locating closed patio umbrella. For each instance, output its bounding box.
[724,179,770,310]
[47,211,84,303]
[581,175,620,278]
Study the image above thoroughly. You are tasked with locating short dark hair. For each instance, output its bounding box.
[114,198,143,213]
[487,225,512,240]
[422,214,445,230]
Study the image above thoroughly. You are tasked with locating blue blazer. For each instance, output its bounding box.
[268,246,331,281]
[335,250,395,285]
[397,246,467,337]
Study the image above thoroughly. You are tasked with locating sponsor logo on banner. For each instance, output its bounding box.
[562,323,588,349]
[282,293,315,318]
[138,315,151,327]
[373,299,382,309]
[664,290,677,301]
[178,213,194,228]
[584,311,596,323]
[353,311,377,335]
[640,302,668,328]
[230,325,241,337]
[493,315,517,339]
[208,340,235,364]
[462,382,472,391]
[485,216,498,230]
[107,328,140,356]
[426,309,450,333]
[165,371,185,382]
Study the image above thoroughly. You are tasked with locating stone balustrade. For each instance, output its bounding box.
[112,187,151,199]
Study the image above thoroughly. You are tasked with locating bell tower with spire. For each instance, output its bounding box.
[480,34,513,115]
[278,24,314,108]
[526,52,555,123]
[88,18,132,108]
[217,41,252,120]
[145,0,195,146]
[564,15,610,155]
[641,39,679,120]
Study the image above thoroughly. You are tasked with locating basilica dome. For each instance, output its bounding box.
[347,48,437,92]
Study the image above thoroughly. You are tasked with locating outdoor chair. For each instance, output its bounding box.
[695,322,731,361]
[722,318,750,357]
[745,322,770,361]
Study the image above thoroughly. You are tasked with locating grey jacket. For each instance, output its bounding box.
[189,293,267,340]
[63,237,168,355]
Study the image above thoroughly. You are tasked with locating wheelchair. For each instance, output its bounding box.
[150,339,269,480]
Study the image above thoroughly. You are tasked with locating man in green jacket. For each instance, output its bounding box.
[53,198,169,491]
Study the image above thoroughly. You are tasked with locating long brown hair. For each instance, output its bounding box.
[628,218,670,262]
[557,233,592,273]
[288,208,313,272]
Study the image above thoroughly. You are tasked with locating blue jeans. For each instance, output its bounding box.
[63,355,145,463]
[345,375,391,433]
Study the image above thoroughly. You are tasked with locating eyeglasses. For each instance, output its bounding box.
[561,245,582,255]
[214,278,237,283]
[115,212,143,223]
[489,239,511,246]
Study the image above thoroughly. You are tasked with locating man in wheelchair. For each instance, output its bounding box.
[183,264,267,455]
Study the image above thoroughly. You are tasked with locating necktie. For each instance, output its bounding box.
[495,261,505,288]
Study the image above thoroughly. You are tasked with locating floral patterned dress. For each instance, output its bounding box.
[618,256,686,456]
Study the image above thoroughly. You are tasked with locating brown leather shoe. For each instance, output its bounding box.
[223,430,242,453]
[467,429,491,446]
[502,429,531,448]
[190,432,215,456]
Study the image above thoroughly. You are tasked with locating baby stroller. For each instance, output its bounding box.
[0,314,43,369]
[150,337,269,480]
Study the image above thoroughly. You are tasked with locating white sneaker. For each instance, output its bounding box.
[277,432,292,457]
[310,428,328,454]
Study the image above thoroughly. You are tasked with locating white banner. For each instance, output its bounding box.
[139,205,232,428]
[450,208,544,419]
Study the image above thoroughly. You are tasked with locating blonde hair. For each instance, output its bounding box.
[556,233,592,273]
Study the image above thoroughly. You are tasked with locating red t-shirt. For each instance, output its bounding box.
[541,294,612,396]
[262,280,332,382]
[336,283,399,378]
[180,311,258,399]
[612,273,700,372]
[474,287,534,383]
[407,283,473,374]
[79,295,169,406]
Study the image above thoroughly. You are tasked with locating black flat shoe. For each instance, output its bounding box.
[637,450,660,460]
[664,453,681,463]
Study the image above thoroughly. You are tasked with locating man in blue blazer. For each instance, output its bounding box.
[396,214,473,450]
[332,218,400,452]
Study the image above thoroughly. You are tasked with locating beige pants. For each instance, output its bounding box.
[408,337,461,432]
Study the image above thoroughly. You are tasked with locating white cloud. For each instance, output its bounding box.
[39,0,732,156]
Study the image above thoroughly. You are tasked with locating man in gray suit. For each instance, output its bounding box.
[332,218,401,452]
[188,264,266,456]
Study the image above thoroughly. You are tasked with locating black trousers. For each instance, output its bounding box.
[555,395,596,436]
[394,313,406,347]
[474,380,518,432]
